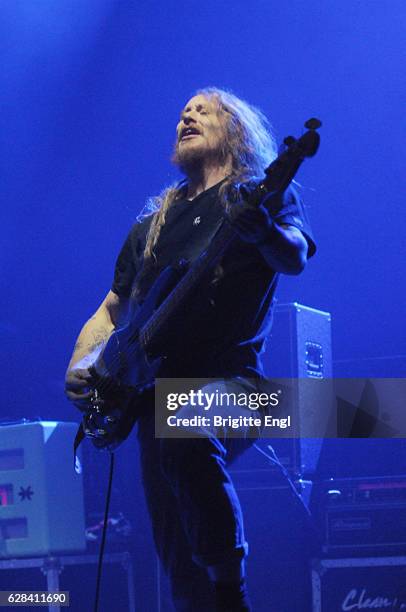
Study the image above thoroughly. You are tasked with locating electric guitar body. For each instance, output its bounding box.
[82,264,184,450]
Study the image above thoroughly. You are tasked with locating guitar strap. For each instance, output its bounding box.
[73,421,85,472]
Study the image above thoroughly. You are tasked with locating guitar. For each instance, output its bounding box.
[77,118,321,452]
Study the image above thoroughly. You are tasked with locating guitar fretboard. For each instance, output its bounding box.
[138,219,236,349]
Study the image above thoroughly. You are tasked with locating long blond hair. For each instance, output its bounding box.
[143,87,278,260]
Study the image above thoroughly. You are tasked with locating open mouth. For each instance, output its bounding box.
[180,127,201,141]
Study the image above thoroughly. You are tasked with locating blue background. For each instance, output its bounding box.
[1,1,405,609]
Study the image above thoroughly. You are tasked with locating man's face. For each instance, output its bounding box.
[173,94,228,169]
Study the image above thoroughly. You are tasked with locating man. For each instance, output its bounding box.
[65,88,316,611]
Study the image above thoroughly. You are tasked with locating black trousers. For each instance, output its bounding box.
[136,379,258,611]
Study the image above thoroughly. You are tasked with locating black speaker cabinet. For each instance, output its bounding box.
[312,556,406,611]
[261,302,333,477]
[228,444,318,611]
[265,302,332,380]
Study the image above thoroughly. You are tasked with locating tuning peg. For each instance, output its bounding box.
[304,118,322,130]
[283,135,296,147]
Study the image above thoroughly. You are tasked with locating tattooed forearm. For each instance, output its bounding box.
[91,326,110,346]
[72,327,108,356]
[74,339,83,351]
[68,310,115,369]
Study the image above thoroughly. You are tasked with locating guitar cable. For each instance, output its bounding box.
[93,451,115,612]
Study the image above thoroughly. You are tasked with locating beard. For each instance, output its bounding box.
[172,137,227,174]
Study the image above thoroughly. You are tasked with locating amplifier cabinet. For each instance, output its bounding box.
[261,302,333,477]
[325,503,406,555]
[264,302,332,380]
[312,557,406,611]
[228,445,317,611]
[316,475,406,555]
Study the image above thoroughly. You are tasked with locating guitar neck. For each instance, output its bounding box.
[138,219,235,349]
[138,162,304,351]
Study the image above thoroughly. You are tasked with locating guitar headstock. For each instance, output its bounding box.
[261,118,322,193]
[281,117,322,159]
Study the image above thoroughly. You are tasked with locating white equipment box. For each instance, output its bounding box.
[0,421,85,558]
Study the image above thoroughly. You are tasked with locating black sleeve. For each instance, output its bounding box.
[111,227,138,298]
[262,184,317,258]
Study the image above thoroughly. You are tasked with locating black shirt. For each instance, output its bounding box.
[111,182,316,378]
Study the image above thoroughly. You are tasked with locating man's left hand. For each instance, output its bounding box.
[227,201,273,245]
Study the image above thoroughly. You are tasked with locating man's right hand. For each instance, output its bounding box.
[64,290,128,412]
[65,367,94,412]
